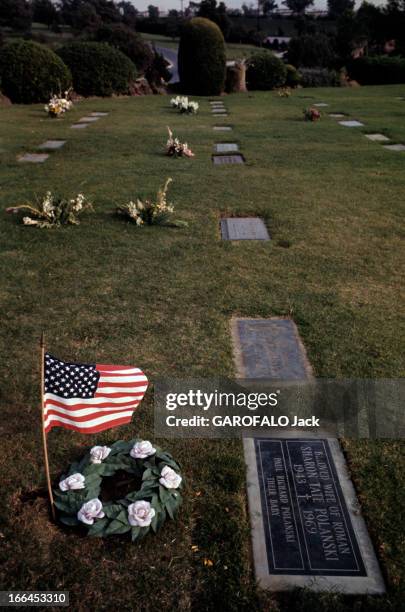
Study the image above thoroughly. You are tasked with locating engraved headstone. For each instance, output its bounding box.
[213,126,232,131]
[78,116,100,123]
[339,120,364,127]
[221,218,269,241]
[214,143,239,153]
[244,437,385,593]
[18,153,49,163]
[365,134,390,142]
[38,140,66,150]
[213,154,244,165]
[383,143,405,151]
[232,318,311,379]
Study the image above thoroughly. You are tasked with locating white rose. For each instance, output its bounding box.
[89,445,111,464]
[130,440,156,459]
[127,501,155,527]
[159,465,182,489]
[59,473,85,491]
[23,217,39,226]
[77,498,105,525]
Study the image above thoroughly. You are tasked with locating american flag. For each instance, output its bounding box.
[43,353,148,434]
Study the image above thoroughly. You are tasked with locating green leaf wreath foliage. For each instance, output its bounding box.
[6,192,93,228]
[54,439,183,542]
[116,178,188,228]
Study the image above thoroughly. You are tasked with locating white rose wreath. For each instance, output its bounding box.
[54,439,183,541]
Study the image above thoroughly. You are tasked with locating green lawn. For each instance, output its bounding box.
[140,32,258,59]
[0,85,404,611]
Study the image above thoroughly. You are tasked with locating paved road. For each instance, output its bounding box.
[155,46,179,83]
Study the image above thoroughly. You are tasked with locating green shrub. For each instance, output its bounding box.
[93,23,153,74]
[57,42,136,97]
[178,17,226,96]
[299,68,340,88]
[347,56,405,85]
[288,34,336,68]
[285,63,301,88]
[0,40,71,104]
[246,51,287,90]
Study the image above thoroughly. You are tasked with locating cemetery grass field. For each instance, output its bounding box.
[0,85,404,611]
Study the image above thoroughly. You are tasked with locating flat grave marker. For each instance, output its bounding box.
[38,140,66,150]
[339,120,365,127]
[231,318,311,379]
[91,112,109,117]
[221,217,270,241]
[78,116,100,123]
[244,436,386,593]
[212,153,244,165]
[365,133,390,142]
[71,123,88,129]
[314,103,329,107]
[329,113,346,118]
[213,126,232,131]
[18,153,49,163]
[214,143,239,153]
[383,143,405,151]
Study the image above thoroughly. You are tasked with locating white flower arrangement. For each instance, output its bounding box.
[166,127,195,158]
[45,90,73,118]
[116,178,187,228]
[6,192,93,228]
[54,438,183,541]
[170,95,199,114]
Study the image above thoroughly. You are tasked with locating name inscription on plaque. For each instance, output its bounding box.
[255,439,366,576]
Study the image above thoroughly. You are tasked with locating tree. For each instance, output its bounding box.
[118,1,138,29]
[327,0,354,19]
[147,5,159,19]
[282,0,314,14]
[260,0,278,16]
[0,0,32,30]
[197,0,231,39]
[32,0,57,27]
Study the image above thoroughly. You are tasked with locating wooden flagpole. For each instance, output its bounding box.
[40,332,55,521]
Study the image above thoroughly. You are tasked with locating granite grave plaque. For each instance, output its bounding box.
[78,116,99,123]
[214,143,239,153]
[71,123,88,129]
[18,153,49,163]
[221,218,269,241]
[91,112,109,116]
[213,154,244,165]
[38,140,66,150]
[213,126,232,131]
[329,113,345,118]
[339,120,364,127]
[365,133,390,142]
[232,318,311,379]
[244,436,386,593]
[314,103,329,107]
[383,143,405,151]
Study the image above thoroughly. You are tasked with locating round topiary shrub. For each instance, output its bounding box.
[93,24,154,74]
[0,40,71,104]
[246,51,287,91]
[178,17,226,96]
[285,64,301,88]
[57,42,137,97]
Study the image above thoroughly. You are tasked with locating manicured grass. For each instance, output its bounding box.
[0,85,404,611]
[140,31,258,59]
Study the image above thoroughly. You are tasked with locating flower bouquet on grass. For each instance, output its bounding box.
[170,95,199,114]
[278,87,291,98]
[303,107,321,122]
[45,89,73,118]
[6,192,93,228]
[166,127,194,158]
[116,178,188,228]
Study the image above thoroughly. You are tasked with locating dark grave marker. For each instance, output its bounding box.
[212,154,244,165]
[232,318,311,379]
[221,218,269,241]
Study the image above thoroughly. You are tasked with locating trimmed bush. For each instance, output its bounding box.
[178,17,226,96]
[57,42,136,97]
[299,68,340,88]
[246,51,287,91]
[288,34,336,69]
[285,64,301,88]
[93,24,153,74]
[0,40,71,104]
[347,56,405,85]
